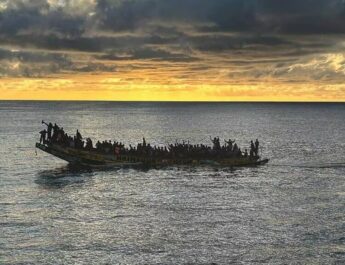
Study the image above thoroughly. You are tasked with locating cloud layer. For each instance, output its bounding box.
[1,0,345,99]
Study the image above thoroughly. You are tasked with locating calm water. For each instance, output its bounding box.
[0,101,344,264]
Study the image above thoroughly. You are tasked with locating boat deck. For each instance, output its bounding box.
[36,143,269,168]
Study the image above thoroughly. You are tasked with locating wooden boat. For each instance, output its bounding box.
[35,142,269,168]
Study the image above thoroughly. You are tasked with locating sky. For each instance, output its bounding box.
[1,0,345,101]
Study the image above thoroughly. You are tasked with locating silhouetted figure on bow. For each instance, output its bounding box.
[39,129,47,144]
[47,123,53,141]
[42,121,53,142]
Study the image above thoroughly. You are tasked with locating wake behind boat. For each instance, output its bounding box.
[36,121,269,168]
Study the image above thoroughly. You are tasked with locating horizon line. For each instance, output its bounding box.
[1,99,345,103]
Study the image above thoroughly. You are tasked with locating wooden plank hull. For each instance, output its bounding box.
[36,143,269,168]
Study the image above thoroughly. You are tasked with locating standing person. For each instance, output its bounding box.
[211,137,221,151]
[57,127,64,143]
[250,140,255,156]
[47,122,53,142]
[76,130,82,140]
[255,139,259,156]
[75,130,82,148]
[52,123,59,143]
[42,121,53,142]
[225,139,235,152]
[233,143,238,152]
[39,129,47,144]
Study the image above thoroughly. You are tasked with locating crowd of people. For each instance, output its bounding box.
[39,121,85,149]
[39,121,260,159]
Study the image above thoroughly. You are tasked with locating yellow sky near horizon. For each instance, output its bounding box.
[1,72,345,102]
[1,51,345,102]
[2,51,345,102]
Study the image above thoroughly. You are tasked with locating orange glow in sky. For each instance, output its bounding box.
[1,62,345,101]
[1,1,345,101]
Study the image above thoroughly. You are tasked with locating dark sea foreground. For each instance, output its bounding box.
[0,101,344,264]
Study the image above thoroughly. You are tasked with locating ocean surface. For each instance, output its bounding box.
[0,101,344,265]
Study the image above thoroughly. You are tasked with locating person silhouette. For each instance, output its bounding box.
[255,139,259,156]
[39,129,47,144]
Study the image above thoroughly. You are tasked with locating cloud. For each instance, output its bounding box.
[98,46,197,62]
[93,0,345,34]
[0,47,115,77]
[0,0,345,88]
[272,53,345,82]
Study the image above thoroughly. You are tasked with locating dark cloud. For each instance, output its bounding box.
[93,0,345,34]
[1,0,345,37]
[2,0,345,49]
[94,0,259,33]
[190,35,293,52]
[257,0,345,34]
[1,0,345,80]
[0,47,115,77]
[0,0,86,37]
[96,0,156,31]
[98,46,197,62]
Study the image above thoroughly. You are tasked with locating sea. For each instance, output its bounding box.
[0,101,344,265]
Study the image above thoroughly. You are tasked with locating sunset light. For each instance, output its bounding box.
[1,0,345,101]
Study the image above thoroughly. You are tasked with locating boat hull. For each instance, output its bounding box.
[36,143,269,168]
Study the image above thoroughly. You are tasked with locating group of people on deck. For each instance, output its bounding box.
[39,122,260,159]
[210,137,259,158]
[39,121,85,148]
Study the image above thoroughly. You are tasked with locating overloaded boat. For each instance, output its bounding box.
[36,122,269,168]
